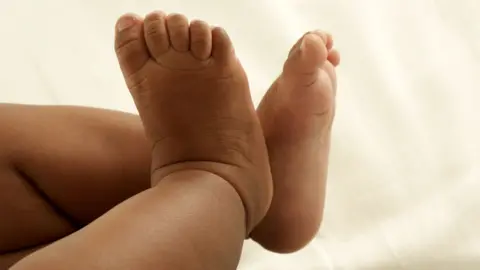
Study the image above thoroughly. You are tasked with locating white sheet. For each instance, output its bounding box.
[1,0,479,269]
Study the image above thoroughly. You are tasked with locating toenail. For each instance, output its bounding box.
[299,35,311,51]
[300,38,306,51]
[305,33,324,47]
[312,31,327,41]
[117,15,140,31]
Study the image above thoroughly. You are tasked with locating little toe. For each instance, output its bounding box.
[211,27,235,63]
[166,13,190,52]
[327,49,341,66]
[189,20,212,60]
[114,13,150,77]
[144,11,170,61]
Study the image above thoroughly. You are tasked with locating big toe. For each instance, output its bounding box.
[114,13,150,78]
[284,32,328,75]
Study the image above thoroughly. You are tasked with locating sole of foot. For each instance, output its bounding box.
[251,31,340,253]
[114,11,273,235]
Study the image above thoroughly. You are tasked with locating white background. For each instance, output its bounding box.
[1,0,479,269]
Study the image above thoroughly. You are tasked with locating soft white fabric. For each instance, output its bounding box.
[1,0,479,269]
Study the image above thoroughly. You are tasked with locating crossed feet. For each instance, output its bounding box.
[114,11,340,253]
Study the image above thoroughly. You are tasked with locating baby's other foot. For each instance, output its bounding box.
[252,31,339,252]
[114,12,272,234]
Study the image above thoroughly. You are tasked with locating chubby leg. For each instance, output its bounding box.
[1,19,340,268]
[12,170,247,270]
[13,10,273,269]
[0,104,152,268]
[0,246,45,269]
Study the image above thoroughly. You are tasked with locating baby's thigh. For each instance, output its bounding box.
[0,245,46,269]
[0,168,76,266]
[0,103,151,267]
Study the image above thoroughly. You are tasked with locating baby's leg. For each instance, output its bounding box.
[13,11,271,270]
[0,104,151,267]
[1,22,340,269]
[0,246,45,269]
[13,170,247,270]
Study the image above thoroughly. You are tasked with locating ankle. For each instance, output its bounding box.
[151,161,271,236]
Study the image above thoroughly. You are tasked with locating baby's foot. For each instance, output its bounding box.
[251,31,340,252]
[114,12,272,234]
